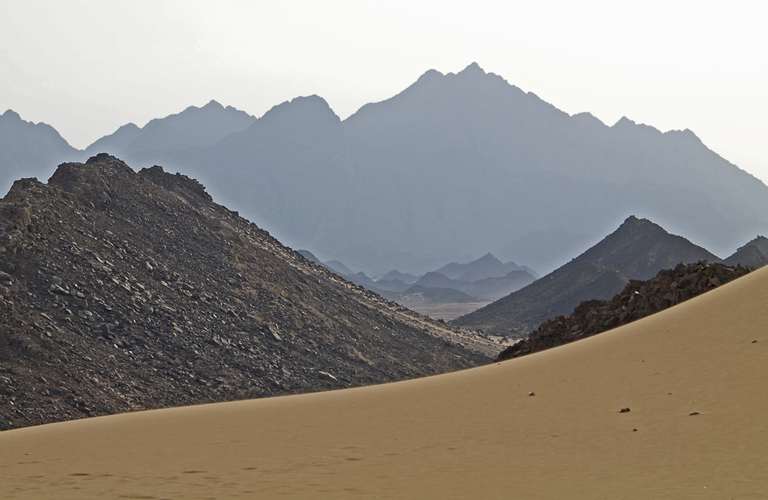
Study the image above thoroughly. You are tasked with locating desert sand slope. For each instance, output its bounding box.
[2,266,767,499]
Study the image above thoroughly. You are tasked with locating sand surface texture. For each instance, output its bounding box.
[2,266,767,499]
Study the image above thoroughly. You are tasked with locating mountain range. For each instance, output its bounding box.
[297,251,538,319]
[3,63,768,276]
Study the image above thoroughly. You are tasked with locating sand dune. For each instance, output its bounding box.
[2,266,767,499]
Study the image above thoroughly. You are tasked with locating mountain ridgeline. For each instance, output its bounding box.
[3,63,768,276]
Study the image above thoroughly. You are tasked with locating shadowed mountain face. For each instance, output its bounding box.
[0,155,488,430]
[0,110,81,195]
[81,64,768,276]
[452,216,719,337]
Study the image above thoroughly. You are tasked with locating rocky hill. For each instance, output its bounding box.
[496,261,752,360]
[452,216,719,336]
[0,155,490,431]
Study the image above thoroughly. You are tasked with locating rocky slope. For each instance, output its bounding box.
[496,261,752,360]
[0,155,490,431]
[452,216,719,337]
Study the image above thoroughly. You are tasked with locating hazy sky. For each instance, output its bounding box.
[2,1,766,184]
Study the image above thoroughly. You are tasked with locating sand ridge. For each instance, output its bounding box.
[1,266,767,499]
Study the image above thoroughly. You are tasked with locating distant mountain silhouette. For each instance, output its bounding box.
[452,216,719,336]
[83,100,256,161]
[378,270,418,284]
[437,253,514,282]
[96,64,768,276]
[723,236,768,268]
[0,110,80,195]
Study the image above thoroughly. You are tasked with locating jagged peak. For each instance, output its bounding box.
[202,99,224,109]
[457,62,486,77]
[414,63,503,86]
[612,116,665,137]
[613,116,636,127]
[476,252,501,263]
[260,95,341,126]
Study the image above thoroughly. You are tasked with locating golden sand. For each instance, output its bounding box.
[2,266,767,499]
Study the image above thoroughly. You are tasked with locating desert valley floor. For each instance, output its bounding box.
[1,265,767,499]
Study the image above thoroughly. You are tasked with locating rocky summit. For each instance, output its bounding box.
[0,154,489,431]
[495,261,752,361]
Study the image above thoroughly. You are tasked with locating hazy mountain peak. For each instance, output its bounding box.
[612,116,664,137]
[257,95,341,134]
[663,127,703,146]
[571,111,606,127]
[262,95,339,121]
[456,61,485,77]
[613,116,635,127]
[410,62,508,91]
[416,68,444,83]
[115,123,140,133]
[477,252,501,263]
[2,109,22,121]
[202,99,224,110]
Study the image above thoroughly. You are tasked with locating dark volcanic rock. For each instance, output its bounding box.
[496,261,751,361]
[0,154,488,431]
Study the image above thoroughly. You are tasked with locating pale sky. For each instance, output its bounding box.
[2,0,767,185]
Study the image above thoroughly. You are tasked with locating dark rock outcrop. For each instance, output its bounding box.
[496,261,751,360]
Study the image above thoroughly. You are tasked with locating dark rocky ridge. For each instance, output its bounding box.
[496,261,752,360]
[0,154,489,431]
